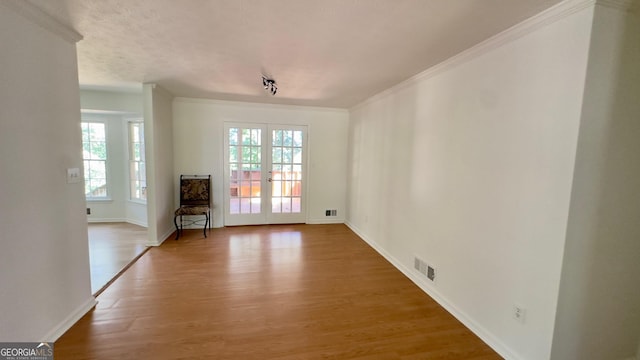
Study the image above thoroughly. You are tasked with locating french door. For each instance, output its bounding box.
[223,123,307,226]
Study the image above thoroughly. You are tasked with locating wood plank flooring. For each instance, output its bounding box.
[88,222,148,294]
[56,224,501,359]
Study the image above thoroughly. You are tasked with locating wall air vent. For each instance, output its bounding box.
[414,256,436,282]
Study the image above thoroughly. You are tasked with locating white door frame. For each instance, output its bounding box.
[223,122,308,226]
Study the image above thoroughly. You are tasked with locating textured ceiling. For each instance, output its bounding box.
[30,0,563,108]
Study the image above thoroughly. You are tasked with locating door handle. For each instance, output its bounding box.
[268,178,273,182]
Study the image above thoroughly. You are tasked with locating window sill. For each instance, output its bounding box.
[128,199,147,205]
[86,198,113,203]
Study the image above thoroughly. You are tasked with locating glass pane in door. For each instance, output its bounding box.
[271,129,303,214]
[228,127,262,215]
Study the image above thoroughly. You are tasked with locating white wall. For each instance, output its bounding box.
[172,98,349,227]
[551,4,640,360]
[0,1,95,341]
[144,84,175,245]
[80,89,147,226]
[346,4,594,360]
[80,89,143,114]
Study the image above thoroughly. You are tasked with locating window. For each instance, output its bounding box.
[82,122,108,199]
[128,121,146,201]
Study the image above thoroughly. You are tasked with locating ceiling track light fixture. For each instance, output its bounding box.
[262,76,277,96]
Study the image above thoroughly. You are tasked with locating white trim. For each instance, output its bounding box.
[42,297,97,342]
[223,122,268,226]
[0,0,83,43]
[307,219,345,225]
[222,123,309,226]
[345,221,523,360]
[86,198,113,203]
[125,218,148,228]
[127,120,147,203]
[146,226,174,246]
[87,217,126,223]
[87,218,148,228]
[124,116,144,122]
[81,109,139,116]
[266,124,309,225]
[81,119,112,201]
[351,0,596,111]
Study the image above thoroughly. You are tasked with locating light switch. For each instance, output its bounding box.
[67,168,81,183]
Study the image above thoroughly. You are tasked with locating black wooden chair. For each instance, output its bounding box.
[174,175,211,240]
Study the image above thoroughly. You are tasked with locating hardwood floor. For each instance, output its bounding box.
[88,222,148,294]
[57,224,501,359]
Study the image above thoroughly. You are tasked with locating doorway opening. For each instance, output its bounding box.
[82,111,149,294]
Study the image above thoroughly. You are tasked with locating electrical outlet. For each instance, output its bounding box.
[331,209,337,216]
[513,305,526,323]
[325,210,331,216]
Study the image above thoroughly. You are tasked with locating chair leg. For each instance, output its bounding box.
[203,213,208,238]
[174,214,180,240]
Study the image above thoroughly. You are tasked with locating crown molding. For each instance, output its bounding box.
[0,0,83,43]
[351,0,597,111]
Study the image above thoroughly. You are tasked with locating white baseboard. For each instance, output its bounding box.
[344,221,521,360]
[125,218,148,227]
[88,217,147,228]
[306,218,345,224]
[42,296,97,342]
[146,226,175,246]
[87,217,126,223]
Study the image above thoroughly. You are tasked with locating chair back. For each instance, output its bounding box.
[179,175,211,207]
